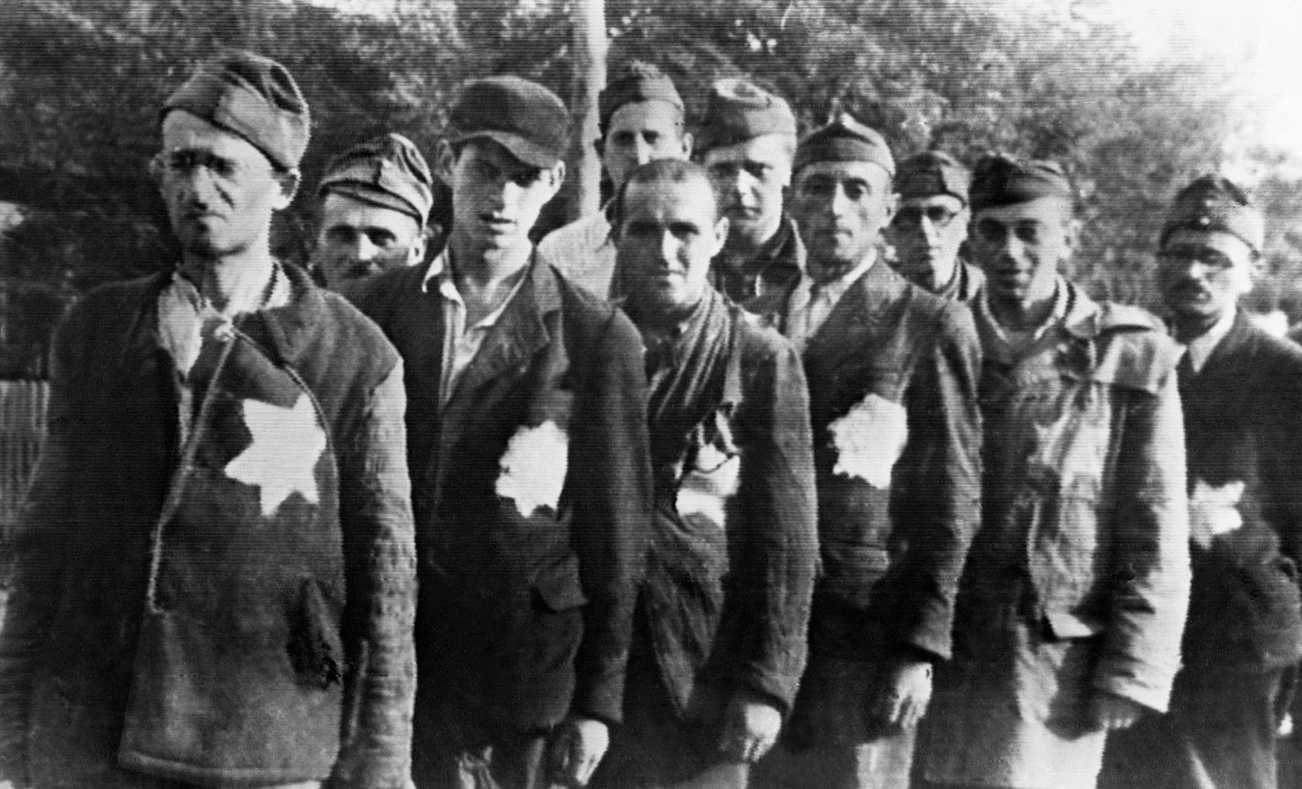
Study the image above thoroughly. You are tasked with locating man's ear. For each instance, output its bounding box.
[1064,215,1082,253]
[710,216,730,257]
[545,160,567,197]
[679,131,695,160]
[272,169,300,210]
[435,140,457,184]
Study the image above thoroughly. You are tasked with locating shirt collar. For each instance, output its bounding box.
[975,275,1071,360]
[423,246,528,329]
[1178,306,1238,373]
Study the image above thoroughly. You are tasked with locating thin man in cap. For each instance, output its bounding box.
[885,150,983,301]
[748,114,982,789]
[590,159,818,788]
[538,61,692,298]
[698,77,804,303]
[0,49,418,787]
[1100,176,1302,789]
[347,75,652,789]
[314,132,436,290]
[919,155,1190,789]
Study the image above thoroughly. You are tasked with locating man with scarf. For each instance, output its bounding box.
[591,159,817,788]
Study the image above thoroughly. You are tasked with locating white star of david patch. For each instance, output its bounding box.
[224,397,327,517]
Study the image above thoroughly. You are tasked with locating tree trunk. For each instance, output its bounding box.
[566,0,606,222]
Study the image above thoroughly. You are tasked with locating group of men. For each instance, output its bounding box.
[0,46,1299,789]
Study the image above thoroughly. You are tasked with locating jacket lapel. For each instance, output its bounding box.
[802,262,898,372]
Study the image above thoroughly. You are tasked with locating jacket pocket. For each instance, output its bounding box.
[288,578,344,688]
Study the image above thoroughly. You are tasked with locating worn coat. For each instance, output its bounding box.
[0,266,418,788]
[710,215,806,304]
[347,256,652,734]
[923,282,1191,789]
[750,261,983,744]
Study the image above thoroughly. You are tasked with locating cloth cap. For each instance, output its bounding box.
[896,150,970,204]
[162,49,310,171]
[793,112,895,176]
[1160,174,1264,254]
[318,133,434,223]
[696,78,797,152]
[969,154,1072,211]
[599,62,684,135]
[447,76,569,168]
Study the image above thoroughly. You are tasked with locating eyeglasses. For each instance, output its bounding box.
[892,205,963,231]
[151,150,276,182]
[1157,245,1237,270]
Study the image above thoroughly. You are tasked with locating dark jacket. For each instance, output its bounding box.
[1179,310,1302,671]
[710,214,805,304]
[0,266,417,787]
[751,261,983,664]
[348,255,652,731]
[633,292,817,718]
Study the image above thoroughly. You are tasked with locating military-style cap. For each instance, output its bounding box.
[318,133,434,223]
[896,150,970,204]
[162,49,310,171]
[447,76,569,168]
[696,78,797,152]
[969,154,1072,211]
[793,112,894,176]
[1160,174,1264,254]
[599,62,683,135]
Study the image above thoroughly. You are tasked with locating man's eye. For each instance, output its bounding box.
[843,184,868,201]
[642,132,660,145]
[611,132,635,147]
[513,170,541,187]
[744,163,771,179]
[975,221,1007,242]
[1014,226,1040,244]
[800,180,835,197]
[708,163,737,179]
[367,231,398,248]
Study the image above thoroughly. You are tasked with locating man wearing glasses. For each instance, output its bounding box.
[1101,176,1302,789]
[885,151,983,301]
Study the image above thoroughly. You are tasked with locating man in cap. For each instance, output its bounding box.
[590,158,817,788]
[747,114,982,789]
[697,78,804,303]
[0,50,418,788]
[314,132,436,290]
[1100,176,1302,789]
[347,75,652,789]
[886,150,983,301]
[537,61,692,298]
[919,155,1190,789]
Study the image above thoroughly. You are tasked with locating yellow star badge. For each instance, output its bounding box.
[224,396,328,517]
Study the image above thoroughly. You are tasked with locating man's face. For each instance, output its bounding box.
[156,110,293,258]
[790,160,895,280]
[886,194,969,290]
[440,138,563,256]
[313,192,425,289]
[969,197,1073,309]
[600,100,691,190]
[1158,227,1254,327]
[615,177,728,317]
[702,133,793,248]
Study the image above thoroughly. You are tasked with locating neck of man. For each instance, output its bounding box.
[1170,310,1227,344]
[630,292,702,338]
[990,287,1057,333]
[928,255,959,293]
[448,230,533,289]
[810,247,875,286]
[178,237,277,316]
[718,212,782,272]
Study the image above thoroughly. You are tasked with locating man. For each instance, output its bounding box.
[748,114,983,788]
[591,159,818,788]
[886,150,983,300]
[1100,176,1302,789]
[698,78,804,303]
[538,61,692,298]
[920,155,1191,789]
[0,50,418,788]
[347,76,652,789]
[313,132,435,290]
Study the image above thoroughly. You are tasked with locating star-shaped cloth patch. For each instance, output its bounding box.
[224,397,327,517]
[828,393,908,489]
[1190,478,1245,548]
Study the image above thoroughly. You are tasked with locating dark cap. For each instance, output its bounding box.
[793,112,894,176]
[969,154,1072,211]
[1160,174,1264,254]
[696,78,797,152]
[447,76,569,168]
[318,133,434,223]
[599,62,683,136]
[896,150,970,204]
[162,49,310,171]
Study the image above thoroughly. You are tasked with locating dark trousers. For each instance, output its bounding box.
[1100,666,1294,789]
[411,702,551,789]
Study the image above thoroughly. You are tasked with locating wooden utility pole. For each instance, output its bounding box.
[566,0,606,221]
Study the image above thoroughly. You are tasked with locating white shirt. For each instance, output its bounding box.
[422,248,528,407]
[1179,307,1237,374]
[785,255,876,352]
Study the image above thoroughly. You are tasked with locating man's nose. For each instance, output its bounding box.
[633,137,655,166]
[353,235,379,262]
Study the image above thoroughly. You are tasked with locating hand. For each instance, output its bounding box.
[866,659,933,731]
[718,689,783,763]
[546,716,609,787]
[1089,692,1148,731]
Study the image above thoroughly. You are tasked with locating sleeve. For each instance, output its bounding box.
[0,303,94,785]
[1093,372,1191,713]
[332,361,419,789]
[730,338,819,712]
[891,303,984,661]
[567,310,653,724]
